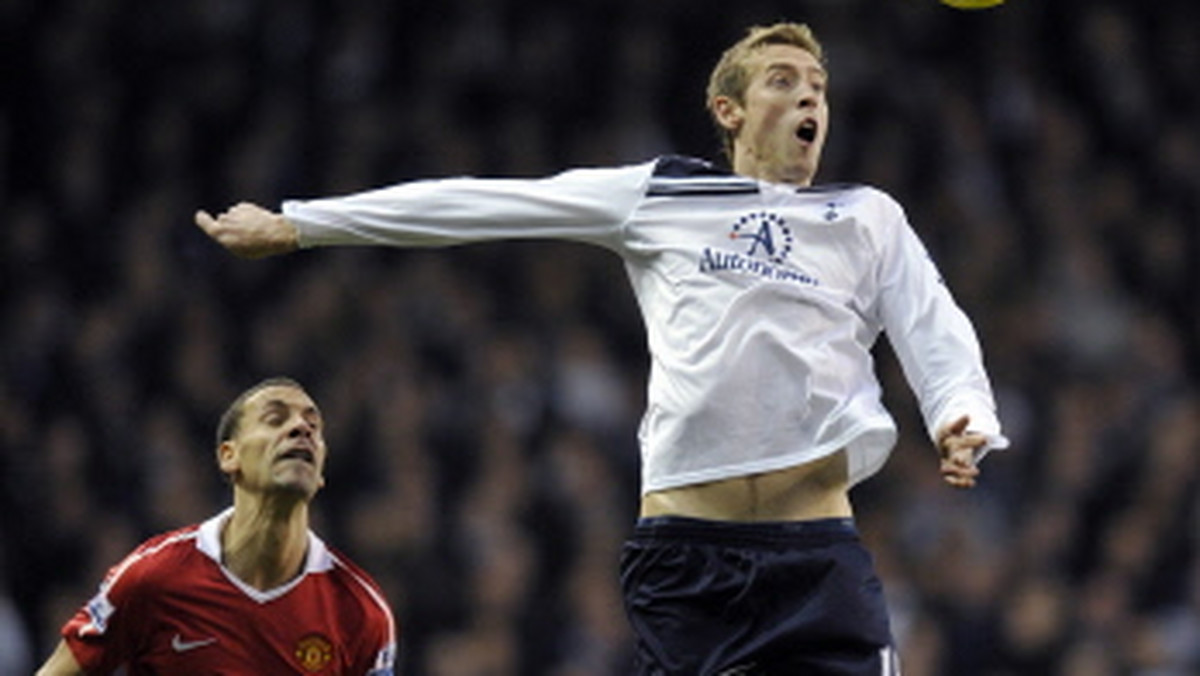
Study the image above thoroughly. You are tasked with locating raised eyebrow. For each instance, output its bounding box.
[258,399,321,422]
[764,62,828,81]
[259,400,289,417]
[797,64,828,82]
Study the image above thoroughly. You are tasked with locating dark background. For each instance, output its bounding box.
[2,1,1197,674]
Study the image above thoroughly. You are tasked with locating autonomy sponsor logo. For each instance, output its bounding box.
[702,210,819,286]
[729,211,792,264]
[699,248,819,286]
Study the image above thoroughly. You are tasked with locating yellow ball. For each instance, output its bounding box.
[941,0,1006,8]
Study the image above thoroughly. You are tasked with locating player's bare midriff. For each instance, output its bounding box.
[639,451,853,521]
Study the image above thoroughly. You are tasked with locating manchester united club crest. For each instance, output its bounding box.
[295,634,334,672]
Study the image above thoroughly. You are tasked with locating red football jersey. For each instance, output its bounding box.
[61,509,397,675]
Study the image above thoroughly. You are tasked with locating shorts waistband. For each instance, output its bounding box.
[630,515,858,548]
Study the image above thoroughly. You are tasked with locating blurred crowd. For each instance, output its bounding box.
[2,0,1198,674]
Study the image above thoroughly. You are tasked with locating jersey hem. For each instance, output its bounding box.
[640,419,897,495]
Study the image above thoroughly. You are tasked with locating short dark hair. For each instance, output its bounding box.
[215,377,306,448]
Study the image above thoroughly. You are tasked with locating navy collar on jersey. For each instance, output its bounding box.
[649,155,861,196]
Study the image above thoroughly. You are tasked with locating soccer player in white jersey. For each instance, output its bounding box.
[195,23,1007,675]
[36,378,397,675]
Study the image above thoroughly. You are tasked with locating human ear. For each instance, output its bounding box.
[711,96,745,132]
[217,441,240,475]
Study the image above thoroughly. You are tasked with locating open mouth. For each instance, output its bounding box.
[277,447,316,465]
[796,119,818,143]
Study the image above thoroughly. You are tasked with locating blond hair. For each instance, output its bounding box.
[706,23,825,163]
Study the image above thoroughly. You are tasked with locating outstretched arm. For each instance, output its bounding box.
[194,202,299,259]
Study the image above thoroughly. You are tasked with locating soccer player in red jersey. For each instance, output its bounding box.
[36,377,397,675]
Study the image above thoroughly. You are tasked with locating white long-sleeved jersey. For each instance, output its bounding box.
[284,156,1008,493]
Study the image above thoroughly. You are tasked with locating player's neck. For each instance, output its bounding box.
[732,148,815,187]
[222,495,311,591]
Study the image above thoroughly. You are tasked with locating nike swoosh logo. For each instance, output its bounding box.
[171,634,218,652]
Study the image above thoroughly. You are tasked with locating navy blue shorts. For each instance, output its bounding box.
[620,517,899,675]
